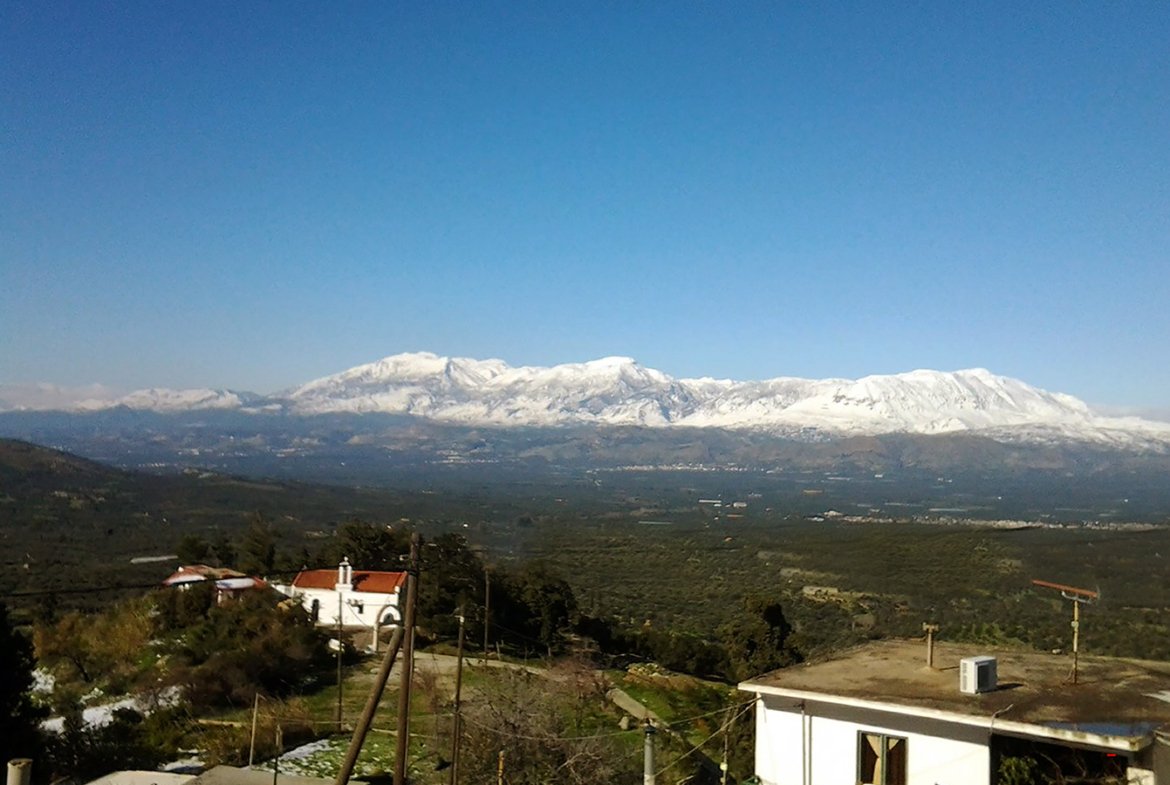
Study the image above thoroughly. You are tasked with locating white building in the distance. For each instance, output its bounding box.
[740,639,1170,785]
[273,558,405,632]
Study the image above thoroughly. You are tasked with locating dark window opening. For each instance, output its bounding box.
[858,732,907,785]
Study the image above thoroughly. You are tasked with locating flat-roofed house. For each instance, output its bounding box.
[740,639,1170,785]
[272,558,404,632]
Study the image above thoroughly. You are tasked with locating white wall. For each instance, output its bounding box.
[275,585,401,630]
[754,698,990,785]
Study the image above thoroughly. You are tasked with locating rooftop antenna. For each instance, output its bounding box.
[1031,579,1099,685]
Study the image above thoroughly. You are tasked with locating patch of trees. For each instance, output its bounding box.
[159,587,333,708]
[314,520,804,681]
[307,521,584,656]
[34,598,153,693]
[31,584,332,780]
[580,594,802,682]
[45,707,174,781]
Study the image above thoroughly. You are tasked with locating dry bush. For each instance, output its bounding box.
[459,668,637,785]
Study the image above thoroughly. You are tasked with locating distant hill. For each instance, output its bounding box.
[0,438,461,604]
[0,438,121,482]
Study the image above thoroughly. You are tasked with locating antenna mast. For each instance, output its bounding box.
[1031,579,1098,684]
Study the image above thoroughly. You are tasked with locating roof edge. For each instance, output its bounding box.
[738,682,1152,753]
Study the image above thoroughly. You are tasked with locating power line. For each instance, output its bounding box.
[457,711,637,742]
[654,698,756,777]
[453,697,756,744]
[0,580,172,599]
[0,567,322,600]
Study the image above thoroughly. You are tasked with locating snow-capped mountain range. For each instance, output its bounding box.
[5,352,1170,449]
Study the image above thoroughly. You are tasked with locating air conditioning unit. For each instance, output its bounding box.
[959,656,997,694]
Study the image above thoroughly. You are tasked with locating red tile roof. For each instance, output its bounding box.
[292,569,406,594]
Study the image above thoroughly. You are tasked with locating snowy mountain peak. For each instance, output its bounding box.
[584,356,640,369]
[6,353,1169,450]
[113,388,252,412]
[274,354,1170,447]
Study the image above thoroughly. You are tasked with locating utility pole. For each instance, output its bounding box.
[272,724,282,785]
[1072,599,1082,683]
[248,693,260,766]
[482,568,491,665]
[448,606,466,785]
[923,623,940,669]
[1031,579,1098,685]
[337,591,344,730]
[496,750,505,785]
[720,706,732,785]
[643,719,657,785]
[394,533,421,785]
[7,760,32,785]
[334,626,405,785]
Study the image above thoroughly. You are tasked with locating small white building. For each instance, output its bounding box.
[740,639,1170,785]
[273,559,405,632]
[162,564,267,603]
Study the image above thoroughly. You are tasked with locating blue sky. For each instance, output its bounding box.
[2,3,1168,408]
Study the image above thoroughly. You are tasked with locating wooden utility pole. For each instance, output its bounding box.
[394,533,421,785]
[448,606,466,785]
[923,623,940,669]
[496,750,505,785]
[333,626,405,785]
[248,693,260,766]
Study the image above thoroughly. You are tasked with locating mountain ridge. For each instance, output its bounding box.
[4,352,1169,450]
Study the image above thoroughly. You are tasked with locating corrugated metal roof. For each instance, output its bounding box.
[162,564,247,586]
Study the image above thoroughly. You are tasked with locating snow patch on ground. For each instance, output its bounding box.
[40,686,182,733]
[32,668,55,695]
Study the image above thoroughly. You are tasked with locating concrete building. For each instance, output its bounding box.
[740,639,1170,785]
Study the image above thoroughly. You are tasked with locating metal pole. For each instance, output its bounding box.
[272,724,282,785]
[720,709,731,785]
[6,760,32,785]
[449,606,466,785]
[337,591,344,730]
[248,692,260,766]
[394,533,421,785]
[1072,600,1081,685]
[643,720,656,785]
[334,627,405,785]
[482,568,491,664]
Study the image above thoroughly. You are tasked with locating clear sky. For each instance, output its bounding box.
[2,3,1168,408]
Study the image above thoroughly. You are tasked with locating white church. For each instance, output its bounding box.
[273,558,405,633]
